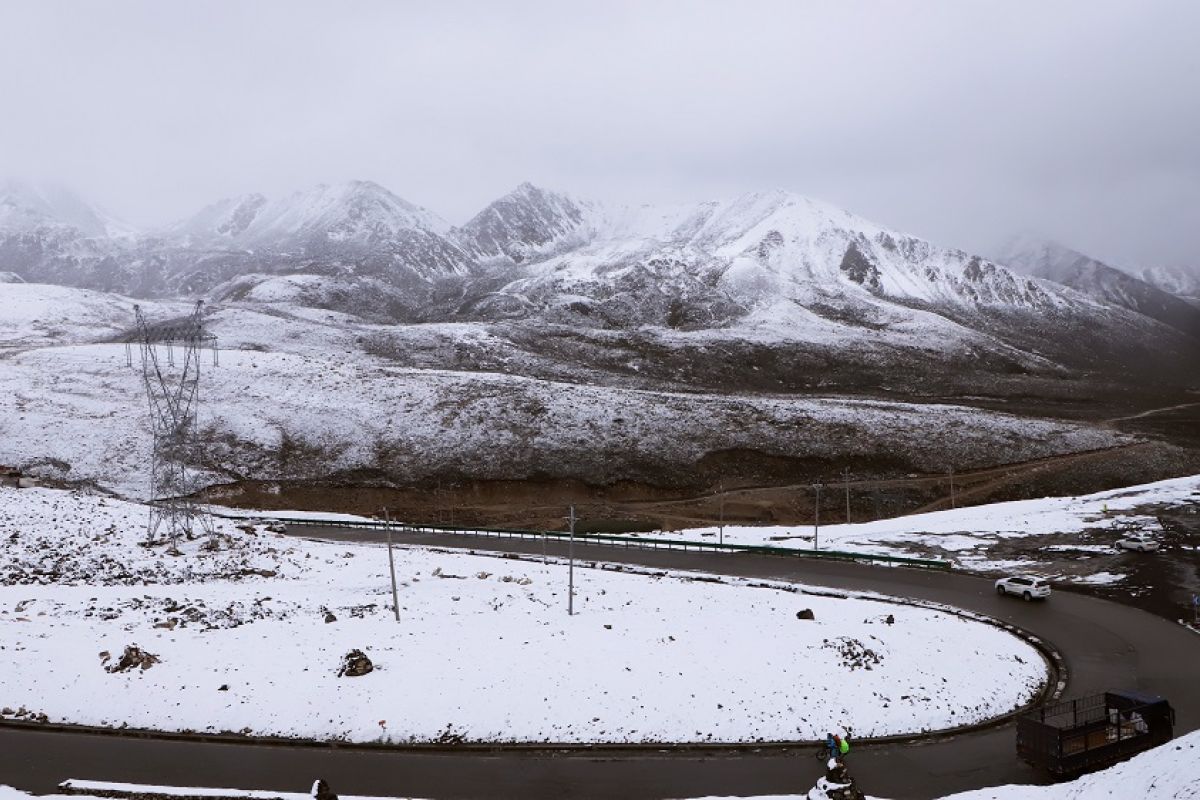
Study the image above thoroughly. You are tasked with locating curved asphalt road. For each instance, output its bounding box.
[3,528,1198,800]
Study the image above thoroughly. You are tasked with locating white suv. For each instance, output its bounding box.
[1116,534,1160,552]
[995,575,1051,601]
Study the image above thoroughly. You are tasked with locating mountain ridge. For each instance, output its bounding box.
[995,236,1200,341]
[2,178,1198,390]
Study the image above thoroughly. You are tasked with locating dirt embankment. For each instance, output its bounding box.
[200,436,1200,533]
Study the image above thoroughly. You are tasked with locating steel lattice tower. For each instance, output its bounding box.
[127,301,218,553]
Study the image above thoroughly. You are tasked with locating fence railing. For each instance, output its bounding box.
[211,510,951,570]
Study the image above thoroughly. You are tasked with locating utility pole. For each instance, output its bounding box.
[949,466,957,509]
[813,483,822,550]
[383,508,400,622]
[842,467,852,524]
[718,480,725,546]
[567,505,577,616]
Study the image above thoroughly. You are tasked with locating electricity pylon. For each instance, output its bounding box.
[127,301,218,553]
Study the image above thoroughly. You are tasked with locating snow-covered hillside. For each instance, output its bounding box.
[0,287,1129,498]
[0,283,188,346]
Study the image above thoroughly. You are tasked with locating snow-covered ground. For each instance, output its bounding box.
[653,475,1200,577]
[0,486,1047,744]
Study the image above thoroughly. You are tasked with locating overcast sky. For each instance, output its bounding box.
[1,1,1197,266]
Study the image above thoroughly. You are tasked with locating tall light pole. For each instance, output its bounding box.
[813,483,823,550]
[718,480,725,546]
[843,467,852,524]
[383,508,399,623]
[567,505,577,616]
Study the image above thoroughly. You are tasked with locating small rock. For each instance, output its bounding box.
[885,614,895,625]
[797,609,815,620]
[324,612,337,624]
[105,645,161,673]
[336,649,374,678]
[218,684,229,691]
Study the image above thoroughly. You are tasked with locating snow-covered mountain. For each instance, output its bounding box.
[163,180,455,252]
[0,178,130,238]
[995,236,1200,341]
[453,182,595,263]
[455,190,1067,328]
[150,181,472,296]
[0,180,140,294]
[3,179,1199,388]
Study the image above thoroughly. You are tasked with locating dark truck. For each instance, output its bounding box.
[1017,690,1175,777]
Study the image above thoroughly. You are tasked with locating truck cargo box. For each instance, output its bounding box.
[1017,690,1174,776]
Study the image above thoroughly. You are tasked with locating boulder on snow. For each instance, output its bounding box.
[105,645,160,673]
[336,649,373,677]
[797,609,815,620]
[324,611,337,624]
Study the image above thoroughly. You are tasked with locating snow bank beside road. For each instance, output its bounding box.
[0,486,1047,744]
[664,474,1200,572]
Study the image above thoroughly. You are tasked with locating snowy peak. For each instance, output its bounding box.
[163,193,269,244]
[0,178,129,238]
[257,180,453,242]
[455,182,593,263]
[992,235,1095,283]
[166,180,453,248]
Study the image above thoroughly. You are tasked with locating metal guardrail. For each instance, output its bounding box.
[212,511,951,570]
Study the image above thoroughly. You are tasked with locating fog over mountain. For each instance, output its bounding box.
[1,2,1198,267]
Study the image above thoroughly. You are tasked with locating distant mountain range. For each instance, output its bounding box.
[995,235,1200,341]
[2,177,1198,389]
